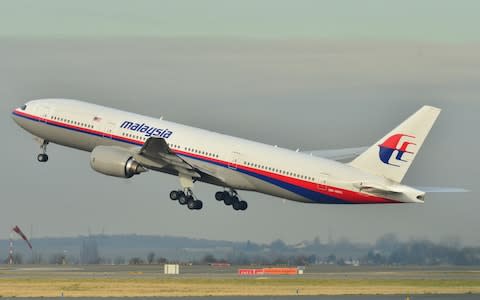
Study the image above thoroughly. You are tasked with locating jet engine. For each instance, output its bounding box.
[90,146,146,178]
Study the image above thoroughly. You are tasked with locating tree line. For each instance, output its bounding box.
[3,233,480,266]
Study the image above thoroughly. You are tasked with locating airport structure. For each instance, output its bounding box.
[238,267,301,276]
[164,264,180,275]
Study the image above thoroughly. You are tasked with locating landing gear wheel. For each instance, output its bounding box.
[194,200,203,210]
[232,200,241,211]
[178,194,188,205]
[37,153,48,162]
[215,191,225,201]
[169,190,180,201]
[224,195,234,206]
[239,200,248,211]
[187,198,196,210]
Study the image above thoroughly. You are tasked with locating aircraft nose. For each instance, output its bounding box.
[11,108,20,124]
[11,104,27,124]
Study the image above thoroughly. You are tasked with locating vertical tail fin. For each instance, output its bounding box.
[349,106,441,183]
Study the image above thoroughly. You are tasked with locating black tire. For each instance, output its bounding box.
[169,190,179,201]
[239,201,248,211]
[224,195,233,206]
[187,198,196,210]
[178,194,188,205]
[233,200,241,211]
[37,154,48,162]
[194,200,203,210]
[215,191,225,201]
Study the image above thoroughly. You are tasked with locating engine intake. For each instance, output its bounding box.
[90,146,146,178]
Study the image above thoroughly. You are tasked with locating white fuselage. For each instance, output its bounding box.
[12,99,423,204]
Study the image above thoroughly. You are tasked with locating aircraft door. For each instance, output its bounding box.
[228,151,241,170]
[316,173,329,191]
[102,121,116,139]
[36,105,51,123]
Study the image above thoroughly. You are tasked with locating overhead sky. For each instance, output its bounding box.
[0,1,478,245]
[1,0,480,42]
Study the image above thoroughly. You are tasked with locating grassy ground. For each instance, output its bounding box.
[0,277,479,297]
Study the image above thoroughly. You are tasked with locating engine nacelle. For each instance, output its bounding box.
[90,146,146,178]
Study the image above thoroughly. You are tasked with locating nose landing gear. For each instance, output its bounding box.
[37,140,49,162]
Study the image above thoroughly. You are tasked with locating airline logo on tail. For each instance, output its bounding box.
[378,134,416,166]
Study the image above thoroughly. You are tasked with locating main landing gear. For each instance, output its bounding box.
[168,175,248,212]
[169,175,203,210]
[215,190,248,211]
[37,140,49,162]
[169,189,203,210]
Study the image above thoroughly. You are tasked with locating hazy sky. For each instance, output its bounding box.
[1,0,480,42]
[0,1,478,245]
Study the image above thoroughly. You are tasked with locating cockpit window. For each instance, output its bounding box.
[20,104,27,110]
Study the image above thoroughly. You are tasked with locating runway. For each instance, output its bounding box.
[0,265,479,297]
[2,264,480,279]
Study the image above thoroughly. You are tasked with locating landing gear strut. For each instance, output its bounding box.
[170,188,203,210]
[215,189,247,211]
[37,140,49,162]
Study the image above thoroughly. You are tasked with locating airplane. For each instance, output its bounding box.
[11,99,458,211]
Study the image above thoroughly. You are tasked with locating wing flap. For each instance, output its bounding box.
[135,138,200,178]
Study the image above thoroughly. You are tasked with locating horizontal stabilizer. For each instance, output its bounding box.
[353,182,403,194]
[415,186,469,193]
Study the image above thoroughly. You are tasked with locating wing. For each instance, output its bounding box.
[132,137,223,183]
[305,146,368,162]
